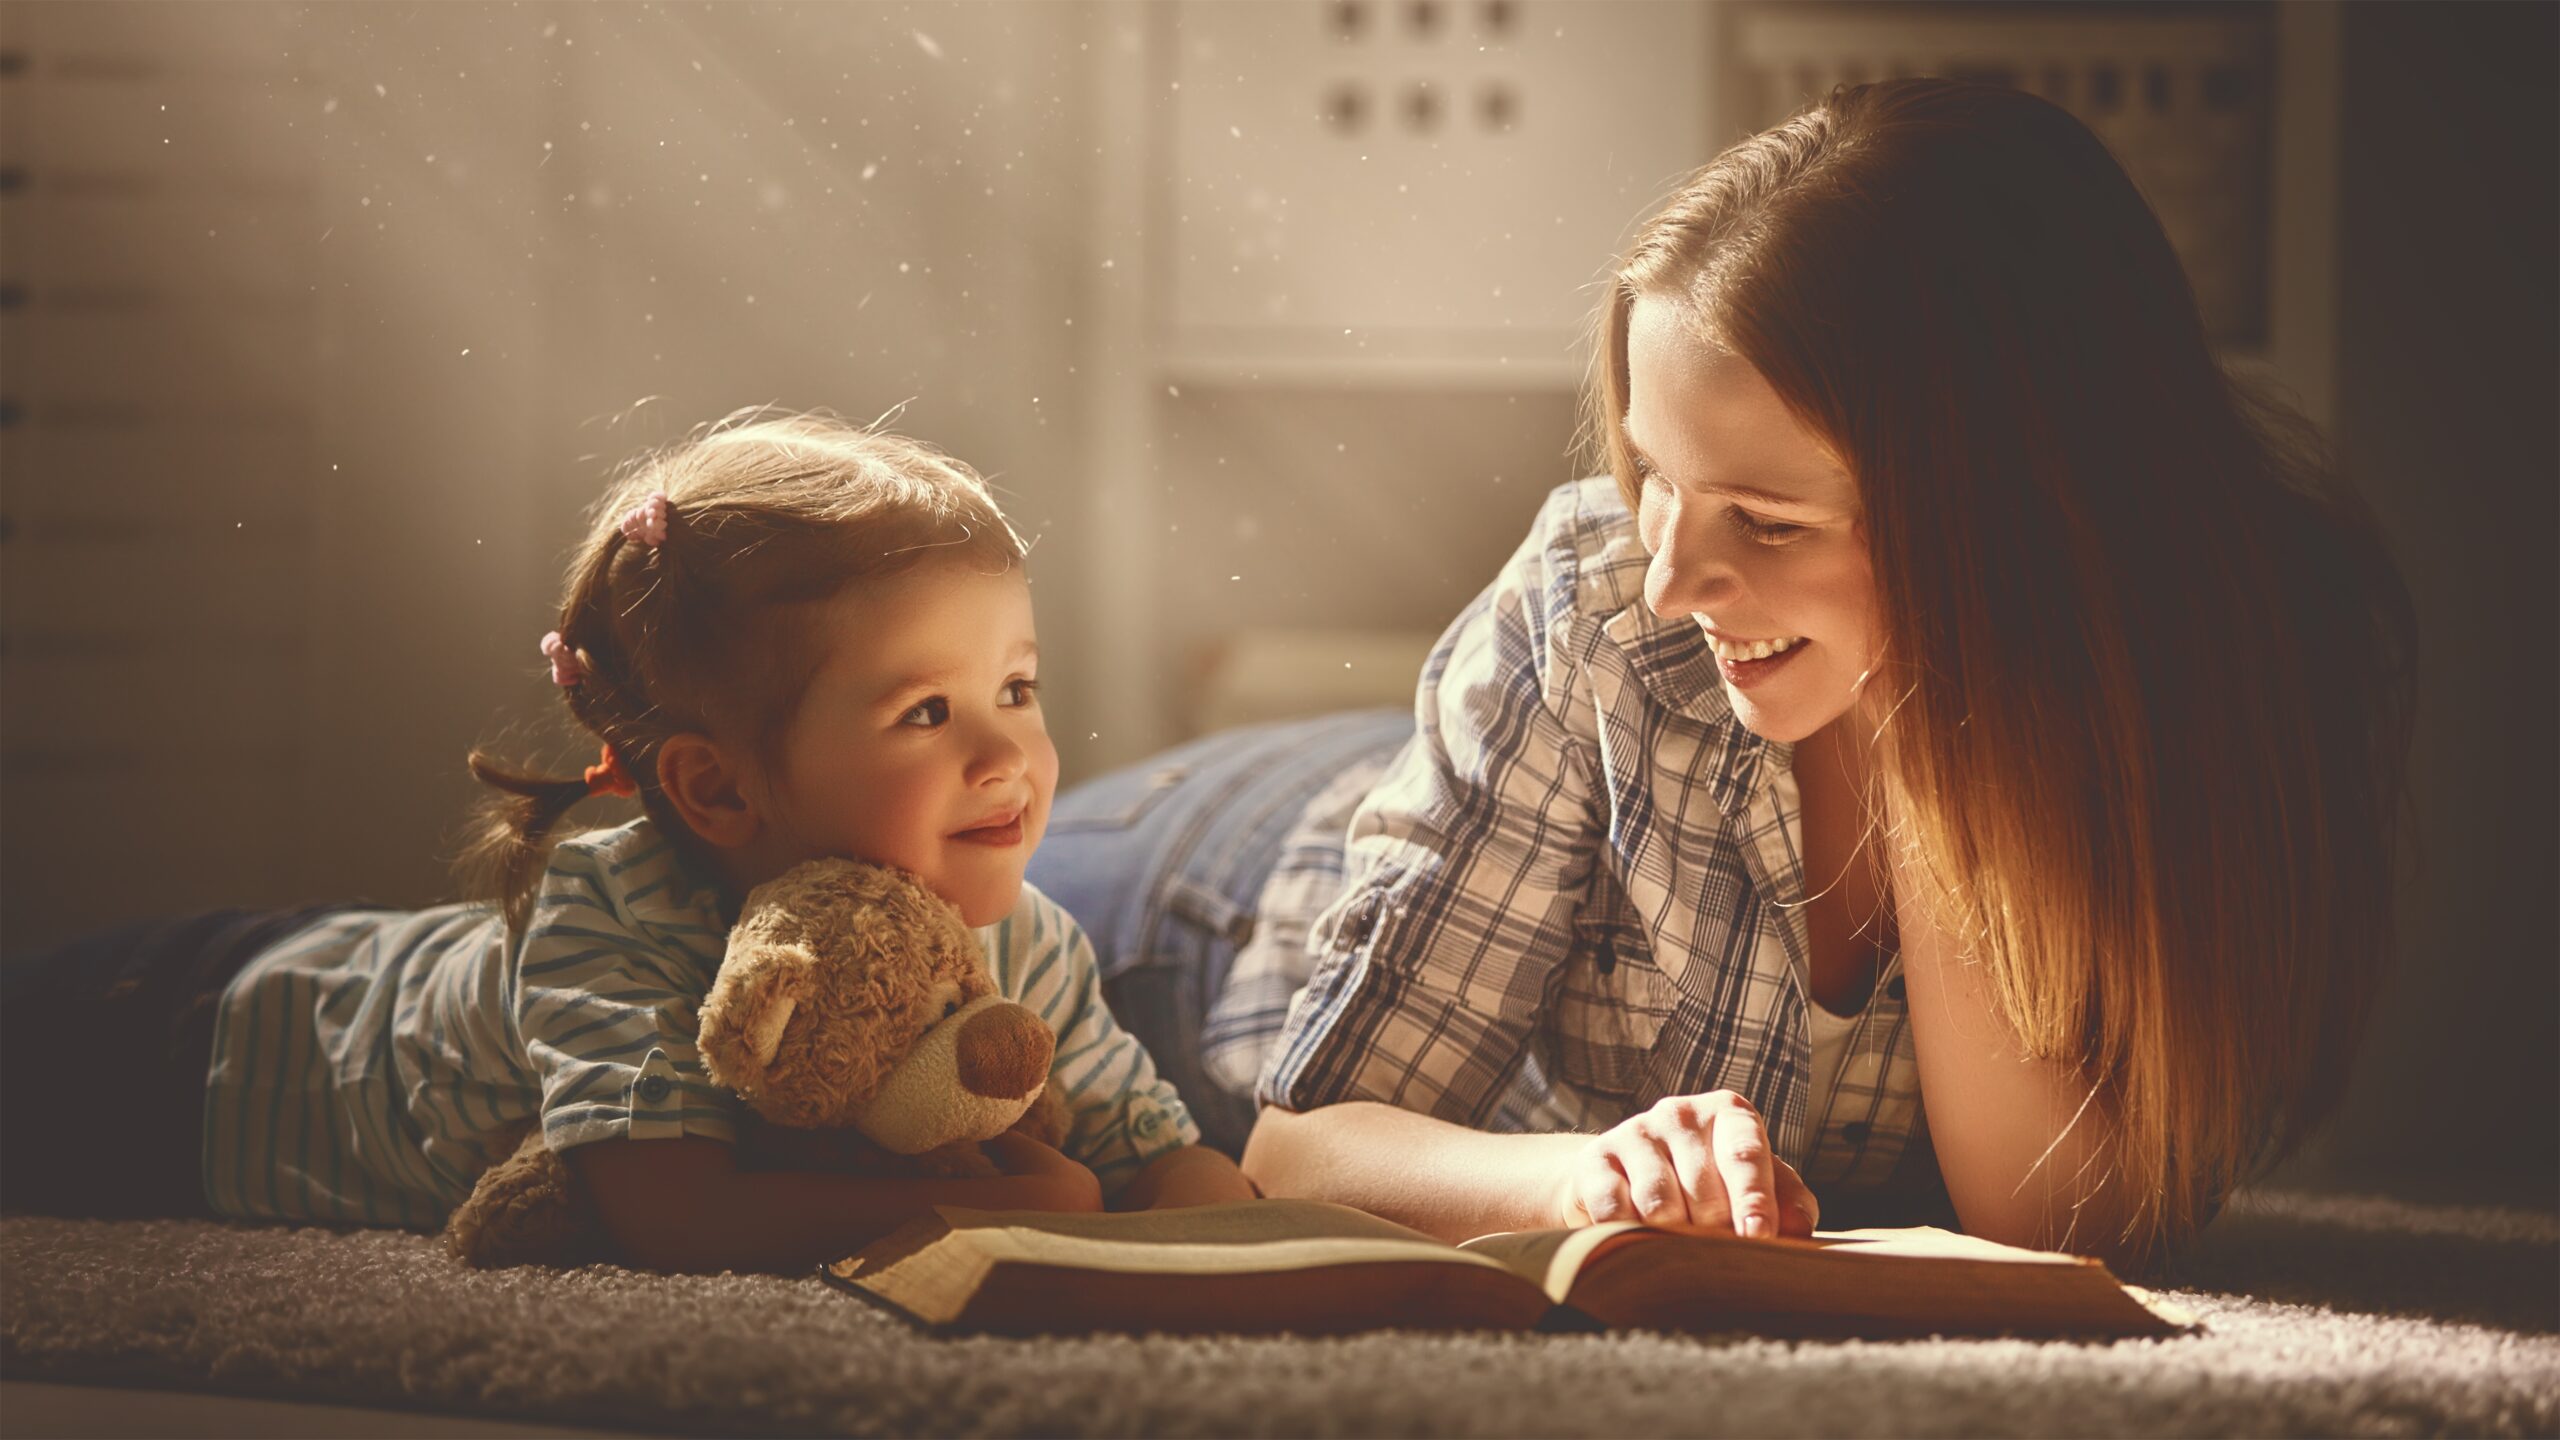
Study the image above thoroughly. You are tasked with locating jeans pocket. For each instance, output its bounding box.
[1043,763,1190,835]
[1163,876,1256,949]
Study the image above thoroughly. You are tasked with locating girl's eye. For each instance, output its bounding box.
[1728,509,1810,545]
[1002,678,1040,707]
[900,697,950,728]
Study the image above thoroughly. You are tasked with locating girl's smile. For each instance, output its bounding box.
[950,809,1027,847]
[750,560,1058,926]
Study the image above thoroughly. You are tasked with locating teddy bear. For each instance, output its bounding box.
[443,857,1069,1269]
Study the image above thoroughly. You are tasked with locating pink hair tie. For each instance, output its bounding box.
[619,493,671,548]
[540,631,585,687]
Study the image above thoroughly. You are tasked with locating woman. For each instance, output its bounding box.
[1029,79,2413,1276]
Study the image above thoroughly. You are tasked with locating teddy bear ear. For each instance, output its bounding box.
[699,942,819,1095]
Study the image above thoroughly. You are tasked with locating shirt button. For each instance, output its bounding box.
[638,1075,673,1104]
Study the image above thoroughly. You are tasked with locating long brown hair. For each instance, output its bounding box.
[457,408,1026,933]
[1586,80,2417,1263]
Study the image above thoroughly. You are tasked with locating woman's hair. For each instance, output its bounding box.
[1584,80,2417,1264]
[456,407,1026,933]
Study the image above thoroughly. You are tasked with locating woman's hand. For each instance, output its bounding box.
[983,1133,1105,1213]
[1556,1090,1819,1238]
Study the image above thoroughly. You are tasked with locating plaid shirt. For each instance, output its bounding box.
[1256,479,1935,1198]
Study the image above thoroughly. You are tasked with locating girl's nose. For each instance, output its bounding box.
[966,725,1028,786]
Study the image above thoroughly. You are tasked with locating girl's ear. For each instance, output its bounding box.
[656,731,762,850]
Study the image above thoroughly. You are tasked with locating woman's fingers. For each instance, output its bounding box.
[1773,1162,1821,1236]
[1614,1131,1689,1229]
[1709,1093,1780,1237]
[1656,1105,1719,1229]
[1575,1150,1635,1226]
[1574,1091,1816,1239]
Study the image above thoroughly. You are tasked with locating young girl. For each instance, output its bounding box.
[1030,79,2415,1278]
[1,410,1251,1272]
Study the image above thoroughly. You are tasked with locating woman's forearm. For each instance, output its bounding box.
[1241,1101,1590,1242]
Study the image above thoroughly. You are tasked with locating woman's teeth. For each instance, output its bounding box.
[1708,635,1805,663]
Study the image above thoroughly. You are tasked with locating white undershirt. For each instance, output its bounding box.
[1777,759,1875,1127]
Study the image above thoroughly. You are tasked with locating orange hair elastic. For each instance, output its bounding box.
[583,744,638,798]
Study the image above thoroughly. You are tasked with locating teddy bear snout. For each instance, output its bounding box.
[953,1001,1054,1101]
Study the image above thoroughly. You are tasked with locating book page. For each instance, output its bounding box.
[1454,1223,2060,1300]
[926,1197,1520,1278]
[1804,1225,2090,1264]
[1459,1223,2196,1336]
[1560,1228,2196,1337]
[830,1198,1556,1334]
[1456,1224,1638,1303]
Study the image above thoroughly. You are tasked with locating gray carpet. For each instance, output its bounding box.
[3,1188,2554,1438]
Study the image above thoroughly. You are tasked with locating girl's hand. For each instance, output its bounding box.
[1118,1144,1260,1212]
[983,1132,1105,1213]
[1555,1090,1819,1238]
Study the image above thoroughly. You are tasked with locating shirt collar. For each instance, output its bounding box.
[1599,599,1783,822]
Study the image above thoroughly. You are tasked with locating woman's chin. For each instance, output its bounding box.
[1723,686,1855,746]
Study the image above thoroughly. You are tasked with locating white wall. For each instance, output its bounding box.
[3,2,1108,939]
[5,1,1692,940]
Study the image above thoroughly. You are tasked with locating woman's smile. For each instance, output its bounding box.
[1712,637,1810,689]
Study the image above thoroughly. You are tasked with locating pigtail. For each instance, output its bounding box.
[455,524,645,936]
[455,753,609,936]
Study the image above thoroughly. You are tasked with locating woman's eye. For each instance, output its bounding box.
[1728,509,1809,544]
[1002,678,1040,707]
[899,696,950,728]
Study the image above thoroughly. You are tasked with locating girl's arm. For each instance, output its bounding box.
[570,1132,1101,1274]
[1111,1143,1258,1211]
[1892,862,2142,1273]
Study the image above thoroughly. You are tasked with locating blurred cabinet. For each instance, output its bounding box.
[1722,0,2337,424]
[1160,0,1715,383]
[1081,1,1722,761]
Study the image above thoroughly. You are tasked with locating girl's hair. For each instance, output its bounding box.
[457,407,1026,932]
[1584,80,2417,1266]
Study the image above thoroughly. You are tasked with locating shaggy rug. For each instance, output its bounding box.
[2,1187,2554,1438]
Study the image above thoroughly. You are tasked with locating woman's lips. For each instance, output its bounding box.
[951,813,1025,847]
[1718,641,1808,691]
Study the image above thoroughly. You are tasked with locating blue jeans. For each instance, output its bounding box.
[1027,710,1414,1156]
[0,903,356,1216]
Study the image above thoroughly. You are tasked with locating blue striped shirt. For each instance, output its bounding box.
[1258,479,1938,1206]
[203,820,1197,1226]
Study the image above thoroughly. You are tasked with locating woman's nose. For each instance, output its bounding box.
[1645,518,1740,621]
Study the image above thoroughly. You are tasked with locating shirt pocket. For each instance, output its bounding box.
[1545,912,1680,1098]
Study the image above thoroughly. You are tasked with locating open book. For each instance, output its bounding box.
[824,1198,2196,1339]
